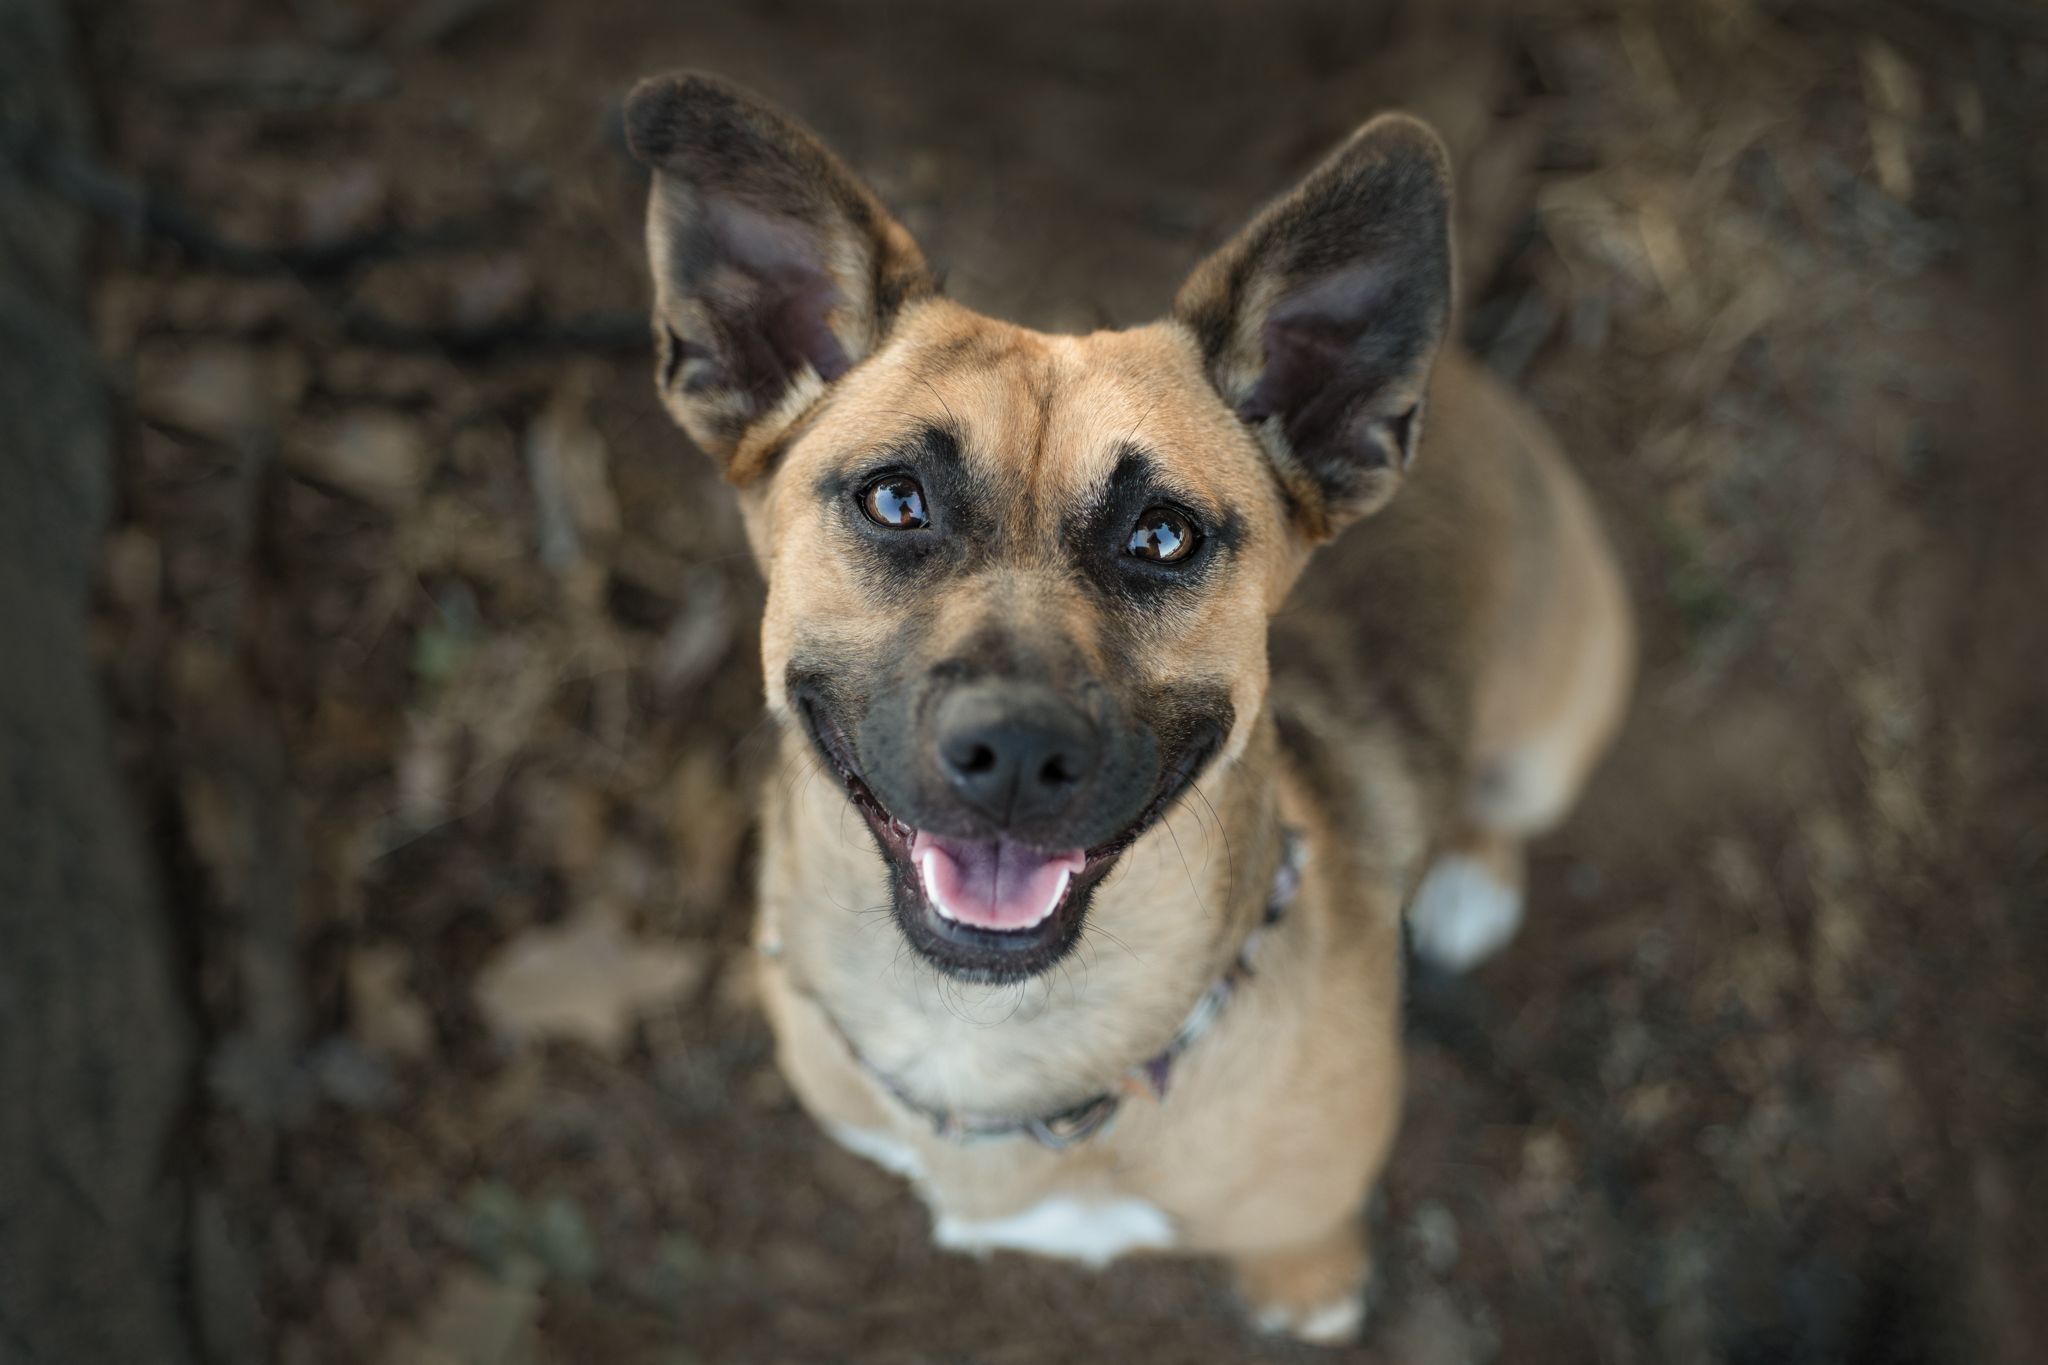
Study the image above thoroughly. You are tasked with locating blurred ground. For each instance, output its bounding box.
[72,0,2048,1361]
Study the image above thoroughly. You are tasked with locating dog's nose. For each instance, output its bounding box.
[933,682,1099,828]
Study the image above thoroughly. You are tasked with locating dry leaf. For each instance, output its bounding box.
[654,572,735,696]
[524,375,618,571]
[474,909,706,1054]
[395,714,457,830]
[286,408,429,511]
[348,947,434,1059]
[380,1268,539,1365]
[517,775,609,877]
[101,525,162,615]
[180,771,252,907]
[135,340,277,437]
[1861,41,1922,202]
[670,748,750,910]
[449,254,534,330]
[300,162,388,245]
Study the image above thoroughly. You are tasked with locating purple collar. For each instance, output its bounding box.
[792,827,1304,1150]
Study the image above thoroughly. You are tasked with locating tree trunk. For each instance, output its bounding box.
[0,0,199,1360]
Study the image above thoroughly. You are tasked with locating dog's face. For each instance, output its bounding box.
[627,74,1450,982]
[753,308,1276,982]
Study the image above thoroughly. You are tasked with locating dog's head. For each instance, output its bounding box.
[626,74,1451,982]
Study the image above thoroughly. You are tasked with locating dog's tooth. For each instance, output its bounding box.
[1037,869,1072,925]
[917,849,950,919]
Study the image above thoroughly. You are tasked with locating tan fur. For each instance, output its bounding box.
[747,318,1627,1333]
[628,75,1632,1343]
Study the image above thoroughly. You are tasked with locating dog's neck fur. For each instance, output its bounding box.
[761,711,1287,1119]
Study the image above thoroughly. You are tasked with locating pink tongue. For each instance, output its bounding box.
[910,832,1086,931]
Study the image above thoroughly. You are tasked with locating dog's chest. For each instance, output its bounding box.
[825,1122,1175,1266]
[932,1195,1176,1266]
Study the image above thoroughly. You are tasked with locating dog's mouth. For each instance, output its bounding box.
[910,831,1086,933]
[793,694,1218,981]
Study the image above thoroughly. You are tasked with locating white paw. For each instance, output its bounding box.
[1254,1291,1369,1346]
[1409,853,1524,972]
[932,1196,1174,1268]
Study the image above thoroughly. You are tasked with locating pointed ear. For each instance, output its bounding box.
[624,73,937,483]
[1174,114,1453,539]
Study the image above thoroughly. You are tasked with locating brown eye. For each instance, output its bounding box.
[1128,505,1198,563]
[861,475,929,529]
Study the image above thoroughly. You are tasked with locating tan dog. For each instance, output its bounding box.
[626,73,1631,1344]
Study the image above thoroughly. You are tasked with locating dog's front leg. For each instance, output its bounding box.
[1231,1215,1374,1346]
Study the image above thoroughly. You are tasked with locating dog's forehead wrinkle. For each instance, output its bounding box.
[813,312,1260,594]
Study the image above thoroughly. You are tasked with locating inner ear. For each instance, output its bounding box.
[691,197,855,383]
[1239,261,1443,485]
[626,72,937,480]
[657,325,684,390]
[1174,113,1453,539]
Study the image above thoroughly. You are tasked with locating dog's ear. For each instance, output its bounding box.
[625,73,937,483]
[1174,114,1453,540]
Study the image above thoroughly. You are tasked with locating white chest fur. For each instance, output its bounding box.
[937,1195,1179,1268]
[827,1123,1174,1267]
[825,1121,928,1180]
[933,1196,1176,1267]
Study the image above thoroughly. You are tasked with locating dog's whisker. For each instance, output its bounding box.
[913,376,960,432]
[1087,921,1142,966]
[1161,812,1209,922]
[1189,778,1234,889]
[725,708,786,765]
[1053,950,1083,1010]
[769,745,820,808]
[850,903,900,941]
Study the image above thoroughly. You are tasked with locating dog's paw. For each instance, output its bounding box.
[1235,1229,1373,1347]
[1409,852,1524,972]
[1253,1290,1370,1346]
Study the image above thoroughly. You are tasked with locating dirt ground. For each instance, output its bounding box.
[76,0,2048,1361]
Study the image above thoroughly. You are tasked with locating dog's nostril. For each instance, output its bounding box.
[932,683,1100,822]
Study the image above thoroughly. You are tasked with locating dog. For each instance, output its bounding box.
[624,72,1632,1344]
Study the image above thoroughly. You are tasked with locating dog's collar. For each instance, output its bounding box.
[779,827,1305,1151]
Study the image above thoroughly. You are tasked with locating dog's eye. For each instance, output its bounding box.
[861,475,929,529]
[1127,505,1198,563]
